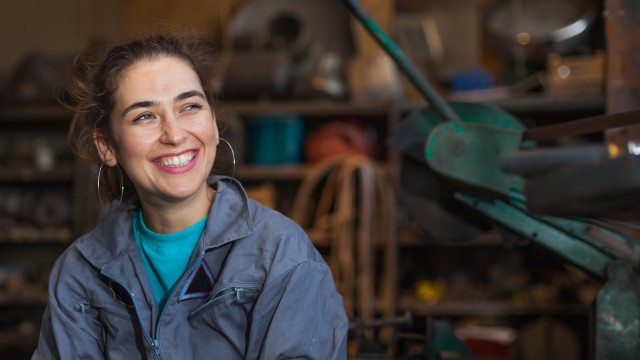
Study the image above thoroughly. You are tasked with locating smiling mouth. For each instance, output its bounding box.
[155,151,196,167]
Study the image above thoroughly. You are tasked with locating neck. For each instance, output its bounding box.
[140,186,215,234]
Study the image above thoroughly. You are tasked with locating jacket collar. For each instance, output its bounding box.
[76,176,254,270]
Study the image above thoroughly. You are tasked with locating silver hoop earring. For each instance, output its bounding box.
[97,163,124,208]
[216,137,236,192]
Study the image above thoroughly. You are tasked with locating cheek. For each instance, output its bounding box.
[205,123,218,142]
[199,120,218,147]
[114,134,151,165]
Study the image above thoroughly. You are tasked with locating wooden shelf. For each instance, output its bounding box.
[399,296,589,317]
[222,100,392,117]
[0,166,73,183]
[397,94,605,115]
[0,104,71,124]
[488,94,605,115]
[237,162,395,183]
[0,227,73,244]
[0,294,48,307]
[0,333,38,348]
[237,164,312,182]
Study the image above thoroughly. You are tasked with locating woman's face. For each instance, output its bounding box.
[96,56,218,207]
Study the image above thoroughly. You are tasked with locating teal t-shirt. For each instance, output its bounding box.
[133,210,207,309]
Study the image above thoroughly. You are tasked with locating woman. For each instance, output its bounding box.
[32,33,348,359]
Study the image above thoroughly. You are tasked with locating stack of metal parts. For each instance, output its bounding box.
[0,132,73,243]
[222,0,353,100]
[342,0,640,358]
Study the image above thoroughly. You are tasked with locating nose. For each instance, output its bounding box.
[159,114,187,145]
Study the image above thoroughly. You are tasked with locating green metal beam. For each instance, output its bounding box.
[456,192,611,278]
[341,0,461,123]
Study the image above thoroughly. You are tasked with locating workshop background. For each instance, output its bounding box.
[1,0,639,359]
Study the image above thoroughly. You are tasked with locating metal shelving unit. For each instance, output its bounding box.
[0,104,96,359]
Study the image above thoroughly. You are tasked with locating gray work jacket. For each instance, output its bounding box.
[32,177,348,359]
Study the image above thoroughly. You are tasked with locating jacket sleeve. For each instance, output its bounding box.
[247,259,349,360]
[32,254,105,360]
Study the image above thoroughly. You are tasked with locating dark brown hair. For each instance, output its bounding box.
[66,31,219,206]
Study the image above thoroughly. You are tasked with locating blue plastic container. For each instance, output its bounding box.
[247,115,304,165]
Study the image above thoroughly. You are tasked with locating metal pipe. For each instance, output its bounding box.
[342,0,462,123]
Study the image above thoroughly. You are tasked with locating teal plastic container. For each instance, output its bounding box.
[247,115,304,165]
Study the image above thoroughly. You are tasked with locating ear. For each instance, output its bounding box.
[213,114,220,145]
[93,130,118,167]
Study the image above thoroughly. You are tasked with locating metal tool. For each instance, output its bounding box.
[342,0,640,358]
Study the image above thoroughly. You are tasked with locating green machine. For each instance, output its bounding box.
[342,0,640,358]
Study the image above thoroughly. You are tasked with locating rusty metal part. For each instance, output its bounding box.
[605,0,640,149]
[522,108,640,142]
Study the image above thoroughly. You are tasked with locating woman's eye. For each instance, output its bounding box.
[133,113,153,122]
[184,104,203,112]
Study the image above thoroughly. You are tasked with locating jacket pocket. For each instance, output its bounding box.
[85,299,148,356]
[186,286,261,357]
[188,286,260,320]
[89,300,137,320]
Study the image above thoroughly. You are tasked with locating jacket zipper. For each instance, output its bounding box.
[151,250,210,357]
[152,339,162,360]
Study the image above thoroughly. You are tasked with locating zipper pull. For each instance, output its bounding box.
[234,287,244,302]
[152,339,162,360]
[73,302,90,313]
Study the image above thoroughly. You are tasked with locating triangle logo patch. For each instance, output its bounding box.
[178,258,215,302]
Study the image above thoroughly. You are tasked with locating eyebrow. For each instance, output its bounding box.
[175,90,205,102]
[120,90,206,118]
[121,100,158,118]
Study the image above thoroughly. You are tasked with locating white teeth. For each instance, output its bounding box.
[158,152,194,167]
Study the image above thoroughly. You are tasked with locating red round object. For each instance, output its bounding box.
[304,121,373,163]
